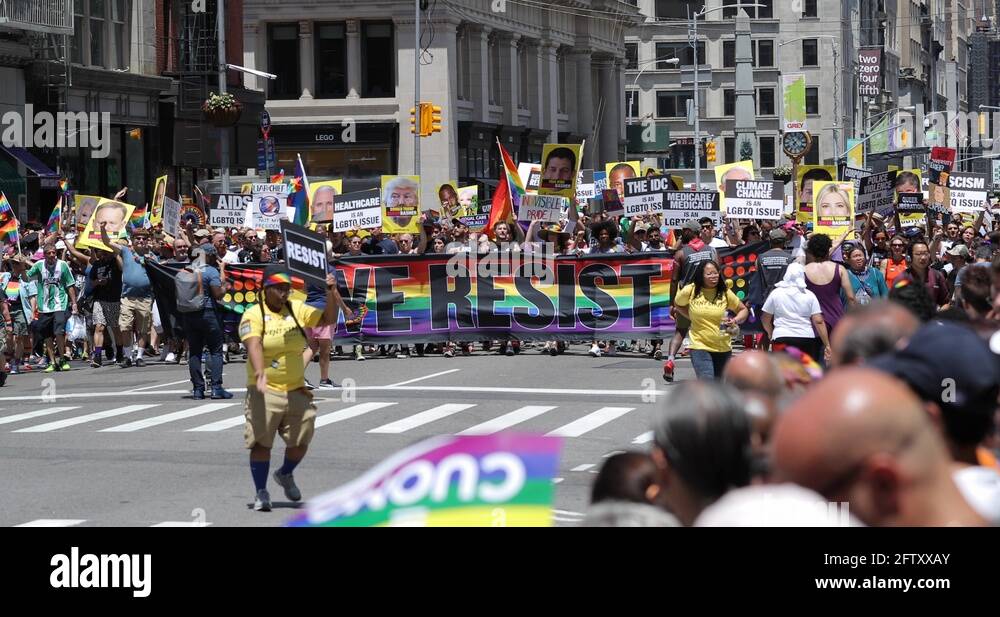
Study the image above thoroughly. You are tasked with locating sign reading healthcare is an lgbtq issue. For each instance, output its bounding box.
[333,189,382,232]
[724,180,784,220]
[280,220,329,288]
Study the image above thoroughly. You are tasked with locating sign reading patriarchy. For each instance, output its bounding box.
[858,48,882,98]
[724,180,784,220]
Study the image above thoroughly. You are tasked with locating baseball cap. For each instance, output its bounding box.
[193,228,211,238]
[633,223,650,233]
[682,219,701,233]
[769,228,787,241]
[869,321,1000,444]
[946,244,971,258]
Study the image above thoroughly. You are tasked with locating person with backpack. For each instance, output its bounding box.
[177,244,232,399]
[239,264,351,512]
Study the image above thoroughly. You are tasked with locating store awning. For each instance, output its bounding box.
[1,146,59,187]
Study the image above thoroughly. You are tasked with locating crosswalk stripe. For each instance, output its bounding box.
[367,404,476,434]
[186,414,246,432]
[13,405,160,433]
[315,402,397,428]
[571,464,595,472]
[457,405,557,435]
[149,522,213,527]
[15,519,86,527]
[632,431,654,444]
[100,403,239,433]
[546,407,636,438]
[0,407,80,426]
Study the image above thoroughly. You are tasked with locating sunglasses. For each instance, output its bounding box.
[891,243,905,248]
[701,224,713,230]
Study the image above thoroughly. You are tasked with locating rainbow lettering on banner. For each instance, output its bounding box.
[332,253,676,344]
[285,434,563,527]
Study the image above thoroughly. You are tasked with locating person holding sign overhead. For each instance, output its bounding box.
[240,264,347,512]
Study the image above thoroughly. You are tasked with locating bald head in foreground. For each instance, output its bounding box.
[830,301,919,367]
[772,368,986,527]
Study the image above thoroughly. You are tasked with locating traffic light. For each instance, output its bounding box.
[410,104,422,135]
[420,103,443,135]
[705,140,717,163]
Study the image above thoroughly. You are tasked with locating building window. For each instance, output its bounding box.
[362,22,394,97]
[805,87,819,114]
[489,34,500,105]
[90,0,105,68]
[655,42,704,67]
[518,42,529,109]
[111,0,127,70]
[70,0,129,69]
[723,0,772,19]
[269,24,301,100]
[656,91,693,118]
[457,27,469,101]
[724,89,735,116]
[757,88,775,115]
[805,135,820,165]
[760,136,775,167]
[665,144,700,169]
[724,137,735,163]
[625,90,639,119]
[723,41,735,68]
[557,52,566,113]
[656,0,703,19]
[315,23,347,99]
[71,2,84,64]
[802,39,819,66]
[756,40,774,67]
[803,0,818,17]
[626,43,638,70]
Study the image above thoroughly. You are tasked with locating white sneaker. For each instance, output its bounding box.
[164,352,176,363]
[254,489,272,512]
[588,344,602,357]
[272,470,302,502]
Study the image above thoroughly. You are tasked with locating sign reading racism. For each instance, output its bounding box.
[280,220,329,288]
[855,171,896,215]
[948,173,988,213]
[724,180,784,220]
[210,193,253,228]
[333,189,382,232]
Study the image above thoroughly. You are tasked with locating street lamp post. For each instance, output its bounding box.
[625,55,679,161]
[859,105,915,169]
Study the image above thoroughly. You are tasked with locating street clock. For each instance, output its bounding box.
[782,131,813,161]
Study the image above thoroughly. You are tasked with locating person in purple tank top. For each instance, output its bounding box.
[803,234,856,334]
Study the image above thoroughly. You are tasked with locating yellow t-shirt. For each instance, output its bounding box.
[673,283,742,353]
[239,299,324,392]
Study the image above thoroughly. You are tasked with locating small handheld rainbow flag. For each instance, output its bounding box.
[46,195,63,234]
[0,190,20,248]
[58,178,70,194]
[128,202,147,232]
[270,170,286,185]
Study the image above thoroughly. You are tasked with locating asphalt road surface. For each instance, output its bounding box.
[0,344,695,527]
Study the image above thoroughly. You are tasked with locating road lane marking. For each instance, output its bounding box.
[570,464,595,472]
[187,414,247,432]
[126,379,193,393]
[315,402,398,428]
[368,404,476,434]
[15,519,86,527]
[149,522,213,527]
[385,369,460,387]
[14,405,160,433]
[457,405,557,435]
[0,407,80,426]
[100,403,239,432]
[546,407,636,438]
[632,431,655,444]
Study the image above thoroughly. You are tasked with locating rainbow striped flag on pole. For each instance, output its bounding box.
[128,202,147,232]
[486,141,526,239]
[290,154,311,226]
[0,190,20,248]
[46,195,63,235]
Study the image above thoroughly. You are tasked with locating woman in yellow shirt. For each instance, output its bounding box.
[239,264,352,512]
[673,260,749,380]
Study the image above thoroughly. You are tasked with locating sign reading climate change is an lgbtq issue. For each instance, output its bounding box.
[723,180,784,220]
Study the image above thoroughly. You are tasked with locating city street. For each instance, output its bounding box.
[0,347,692,527]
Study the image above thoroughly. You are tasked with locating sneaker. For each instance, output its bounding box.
[210,387,234,400]
[396,347,410,358]
[90,356,103,368]
[653,349,663,360]
[318,379,338,389]
[461,343,471,356]
[253,489,272,512]
[272,470,302,502]
[164,352,176,363]
[513,342,521,355]
[135,357,145,368]
[59,360,71,372]
[504,345,514,357]
[663,359,675,383]
[44,364,57,373]
[443,347,455,358]
[8,366,19,375]
[312,354,319,363]
[588,344,602,358]
[549,345,558,357]
[192,389,205,400]
[354,347,366,361]
[305,379,317,390]
[119,356,132,368]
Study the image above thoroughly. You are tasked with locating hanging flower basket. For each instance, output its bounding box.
[772,165,793,183]
[202,92,243,127]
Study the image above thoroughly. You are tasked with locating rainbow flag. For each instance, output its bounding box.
[270,170,286,185]
[58,178,70,193]
[46,195,62,234]
[128,203,147,231]
[0,190,20,247]
[285,434,563,527]
[290,154,310,226]
[487,142,525,239]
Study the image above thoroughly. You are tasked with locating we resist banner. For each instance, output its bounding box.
[330,253,676,344]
